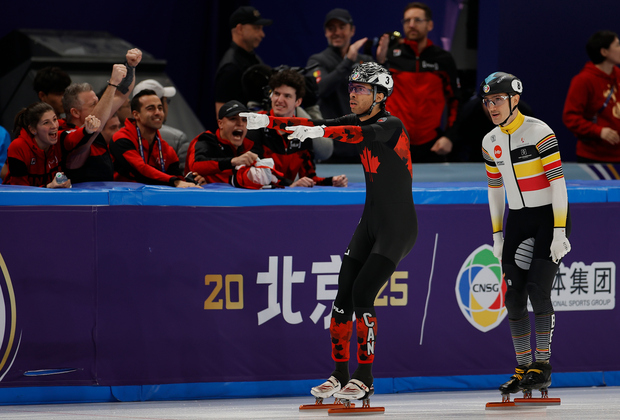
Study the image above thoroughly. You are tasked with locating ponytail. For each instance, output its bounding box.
[13,102,54,138]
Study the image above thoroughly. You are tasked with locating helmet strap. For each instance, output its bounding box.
[499,94,519,127]
[359,86,380,118]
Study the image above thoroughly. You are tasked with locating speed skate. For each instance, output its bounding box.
[327,397,385,416]
[299,397,355,410]
[326,379,384,415]
[487,363,561,409]
[300,376,356,410]
[486,388,561,409]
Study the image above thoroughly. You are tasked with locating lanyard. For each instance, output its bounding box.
[136,125,165,172]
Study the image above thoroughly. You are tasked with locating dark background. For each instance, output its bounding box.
[1,0,619,161]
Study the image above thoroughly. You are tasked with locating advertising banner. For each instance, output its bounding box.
[0,202,617,388]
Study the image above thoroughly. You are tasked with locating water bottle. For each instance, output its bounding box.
[55,172,68,185]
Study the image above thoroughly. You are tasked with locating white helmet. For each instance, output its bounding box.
[349,62,393,97]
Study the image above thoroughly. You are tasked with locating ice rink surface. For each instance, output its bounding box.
[0,386,618,419]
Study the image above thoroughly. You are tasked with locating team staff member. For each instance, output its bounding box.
[110,90,201,188]
[4,102,99,188]
[33,66,71,118]
[242,62,417,402]
[377,2,459,162]
[481,72,571,398]
[307,8,374,162]
[60,48,142,183]
[185,100,273,189]
[214,6,273,117]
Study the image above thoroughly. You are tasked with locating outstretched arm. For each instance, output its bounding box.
[65,49,142,168]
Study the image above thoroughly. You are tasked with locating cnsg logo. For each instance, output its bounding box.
[455,245,507,332]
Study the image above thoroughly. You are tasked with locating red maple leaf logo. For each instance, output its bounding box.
[361,147,380,181]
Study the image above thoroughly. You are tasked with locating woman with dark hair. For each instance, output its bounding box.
[3,102,99,187]
[563,30,620,163]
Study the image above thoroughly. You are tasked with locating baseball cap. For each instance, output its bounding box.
[324,8,353,27]
[133,79,177,99]
[218,100,249,119]
[230,6,273,28]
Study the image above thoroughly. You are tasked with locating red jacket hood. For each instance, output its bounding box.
[581,61,620,82]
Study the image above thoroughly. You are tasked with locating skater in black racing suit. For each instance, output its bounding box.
[480,72,572,399]
[242,62,418,403]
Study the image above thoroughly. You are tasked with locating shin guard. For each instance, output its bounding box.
[330,316,353,363]
[355,308,377,364]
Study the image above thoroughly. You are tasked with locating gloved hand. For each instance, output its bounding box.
[239,112,270,130]
[550,227,571,263]
[492,231,504,261]
[285,125,325,141]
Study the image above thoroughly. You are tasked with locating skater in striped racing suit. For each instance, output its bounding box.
[481,72,572,397]
[242,62,418,403]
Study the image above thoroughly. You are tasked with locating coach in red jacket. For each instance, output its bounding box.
[185,100,274,189]
[377,2,460,163]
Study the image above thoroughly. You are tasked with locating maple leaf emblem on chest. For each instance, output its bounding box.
[361,147,380,181]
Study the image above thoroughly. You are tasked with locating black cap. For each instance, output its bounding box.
[230,6,273,28]
[218,100,249,119]
[324,8,353,27]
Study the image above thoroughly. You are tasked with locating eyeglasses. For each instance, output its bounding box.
[482,95,509,107]
[348,84,373,95]
[401,17,428,26]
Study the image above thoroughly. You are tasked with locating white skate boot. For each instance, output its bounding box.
[327,379,385,414]
[333,379,372,401]
[311,376,342,399]
[300,376,351,410]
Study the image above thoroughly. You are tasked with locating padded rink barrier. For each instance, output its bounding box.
[1,179,620,207]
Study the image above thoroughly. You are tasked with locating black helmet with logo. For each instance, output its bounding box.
[479,72,523,97]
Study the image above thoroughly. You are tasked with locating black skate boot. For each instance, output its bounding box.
[499,365,528,395]
[520,361,552,390]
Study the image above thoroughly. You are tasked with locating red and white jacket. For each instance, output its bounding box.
[3,128,63,187]
[110,119,183,186]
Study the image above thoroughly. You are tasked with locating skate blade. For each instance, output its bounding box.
[300,402,355,410]
[514,397,561,406]
[327,406,385,415]
[485,401,517,409]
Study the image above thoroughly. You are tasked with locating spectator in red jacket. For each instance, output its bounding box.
[110,90,202,188]
[246,69,348,187]
[186,100,273,189]
[563,30,620,163]
[60,48,142,183]
[3,102,99,188]
[377,2,460,162]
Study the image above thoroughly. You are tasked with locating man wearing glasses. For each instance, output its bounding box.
[481,72,571,401]
[377,2,460,162]
[241,62,418,409]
